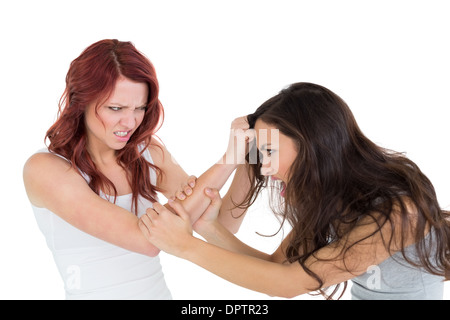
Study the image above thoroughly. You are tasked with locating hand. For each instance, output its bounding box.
[221,116,255,166]
[173,175,197,201]
[193,188,223,236]
[139,201,193,258]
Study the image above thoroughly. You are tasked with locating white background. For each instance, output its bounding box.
[0,0,448,300]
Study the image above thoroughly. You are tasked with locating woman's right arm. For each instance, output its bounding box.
[217,164,252,233]
[154,116,254,234]
[23,152,160,257]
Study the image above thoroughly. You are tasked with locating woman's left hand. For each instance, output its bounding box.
[139,201,193,257]
[174,175,197,201]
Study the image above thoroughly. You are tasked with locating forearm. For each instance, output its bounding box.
[126,219,162,257]
[181,237,307,298]
[171,154,237,224]
[201,220,271,260]
[218,164,252,233]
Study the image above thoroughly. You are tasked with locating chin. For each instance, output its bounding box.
[109,141,128,150]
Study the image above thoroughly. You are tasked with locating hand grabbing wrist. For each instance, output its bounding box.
[193,218,219,239]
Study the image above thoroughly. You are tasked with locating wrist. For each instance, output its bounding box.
[217,153,240,170]
[195,220,220,243]
[176,233,199,260]
[181,235,214,263]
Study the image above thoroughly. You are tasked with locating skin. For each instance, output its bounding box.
[255,120,298,183]
[85,77,148,161]
[84,77,149,196]
[23,76,252,258]
[139,119,418,298]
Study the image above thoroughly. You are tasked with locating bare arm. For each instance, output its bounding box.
[140,197,412,298]
[150,116,254,232]
[23,152,160,257]
[148,141,239,225]
[183,188,291,262]
[218,164,252,233]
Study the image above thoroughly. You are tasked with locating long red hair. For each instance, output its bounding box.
[46,39,164,212]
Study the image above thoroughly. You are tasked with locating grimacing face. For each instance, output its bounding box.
[84,76,148,152]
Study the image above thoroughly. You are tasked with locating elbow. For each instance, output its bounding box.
[268,290,302,299]
[147,249,161,258]
[279,292,301,299]
[266,284,308,299]
[143,245,161,257]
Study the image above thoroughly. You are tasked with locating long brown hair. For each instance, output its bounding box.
[245,82,450,298]
[46,39,163,212]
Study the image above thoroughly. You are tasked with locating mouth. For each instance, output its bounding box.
[113,130,132,140]
[271,176,287,197]
[280,181,286,197]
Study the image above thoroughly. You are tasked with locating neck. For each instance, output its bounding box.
[86,141,118,167]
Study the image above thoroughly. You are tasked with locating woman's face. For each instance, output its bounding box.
[254,119,298,186]
[84,76,148,152]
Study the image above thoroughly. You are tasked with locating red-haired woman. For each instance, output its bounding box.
[23,39,249,299]
[140,82,449,299]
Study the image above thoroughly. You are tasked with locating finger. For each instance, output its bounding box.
[175,190,186,200]
[153,202,170,214]
[146,207,159,221]
[204,188,223,208]
[231,116,250,130]
[188,175,197,188]
[140,214,151,227]
[167,199,190,221]
[183,185,193,196]
[244,128,256,142]
[139,216,152,238]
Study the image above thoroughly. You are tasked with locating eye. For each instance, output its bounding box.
[108,106,122,111]
[258,149,273,162]
[137,106,147,111]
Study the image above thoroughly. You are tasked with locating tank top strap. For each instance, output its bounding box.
[36,143,156,185]
[34,147,91,182]
[138,144,157,186]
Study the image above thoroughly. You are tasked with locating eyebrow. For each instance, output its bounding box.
[260,143,272,150]
[108,102,147,108]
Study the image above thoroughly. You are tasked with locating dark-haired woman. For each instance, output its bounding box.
[22,39,249,299]
[140,82,450,299]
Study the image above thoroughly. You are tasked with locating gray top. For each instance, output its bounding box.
[350,231,444,300]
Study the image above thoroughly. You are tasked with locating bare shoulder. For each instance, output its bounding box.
[24,152,70,172]
[23,152,88,207]
[23,152,73,183]
[147,138,170,166]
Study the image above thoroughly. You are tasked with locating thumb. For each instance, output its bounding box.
[204,188,222,208]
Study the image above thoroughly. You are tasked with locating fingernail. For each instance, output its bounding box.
[205,188,211,194]
[185,188,192,195]
[189,182,195,187]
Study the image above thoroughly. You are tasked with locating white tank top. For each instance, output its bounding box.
[31,147,172,300]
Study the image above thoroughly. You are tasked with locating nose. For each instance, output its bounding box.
[260,160,274,176]
[119,110,137,128]
[260,154,279,176]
